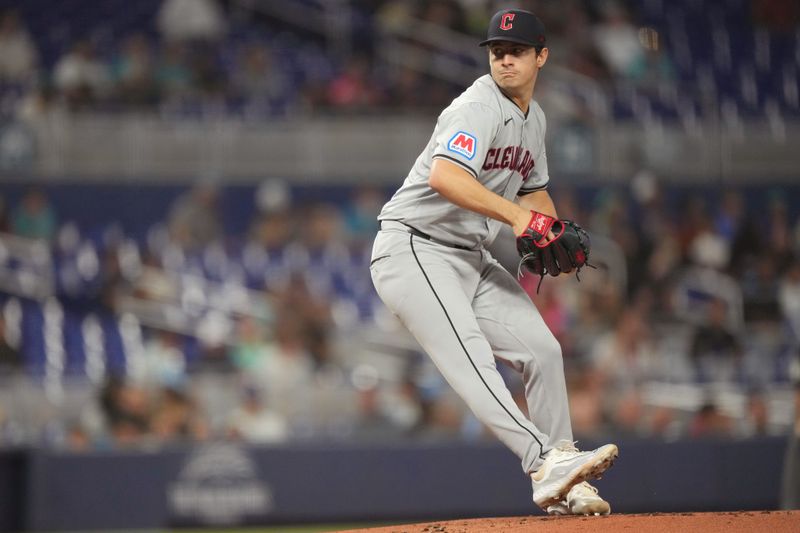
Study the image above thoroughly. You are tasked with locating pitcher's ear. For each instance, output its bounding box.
[536,47,548,67]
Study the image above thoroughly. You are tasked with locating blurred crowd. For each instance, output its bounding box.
[0,0,474,118]
[0,0,797,452]
[534,176,800,441]
[0,0,796,122]
[0,177,799,451]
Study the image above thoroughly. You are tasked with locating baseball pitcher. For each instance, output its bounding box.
[370,9,618,515]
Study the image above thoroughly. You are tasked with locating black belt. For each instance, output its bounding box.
[380,221,474,251]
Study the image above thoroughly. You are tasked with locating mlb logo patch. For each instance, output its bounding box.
[447,131,477,160]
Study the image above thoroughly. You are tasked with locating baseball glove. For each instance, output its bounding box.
[517,218,592,284]
[516,211,562,256]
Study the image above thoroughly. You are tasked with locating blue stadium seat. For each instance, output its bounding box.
[20,299,46,375]
[62,310,87,377]
[101,315,126,375]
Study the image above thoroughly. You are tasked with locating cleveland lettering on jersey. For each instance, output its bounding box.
[377,74,549,248]
[482,146,535,179]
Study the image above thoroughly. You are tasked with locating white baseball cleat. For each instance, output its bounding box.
[531,442,618,510]
[546,482,611,516]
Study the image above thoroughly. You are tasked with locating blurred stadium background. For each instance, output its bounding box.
[0,0,798,531]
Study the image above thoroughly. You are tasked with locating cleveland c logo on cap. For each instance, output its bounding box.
[478,9,546,47]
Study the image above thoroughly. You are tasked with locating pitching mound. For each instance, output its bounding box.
[337,511,799,533]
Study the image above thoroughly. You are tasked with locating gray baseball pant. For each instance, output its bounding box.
[370,222,573,474]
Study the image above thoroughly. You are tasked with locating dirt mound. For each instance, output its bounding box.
[337,511,799,533]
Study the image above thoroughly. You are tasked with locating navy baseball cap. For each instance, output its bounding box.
[479,9,547,48]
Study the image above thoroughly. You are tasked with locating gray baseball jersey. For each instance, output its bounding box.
[371,74,572,476]
[378,73,549,249]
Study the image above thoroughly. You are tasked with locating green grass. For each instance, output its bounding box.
[52,523,403,533]
[175,526,388,533]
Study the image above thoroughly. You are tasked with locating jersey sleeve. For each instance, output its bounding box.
[518,105,550,195]
[431,102,498,179]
